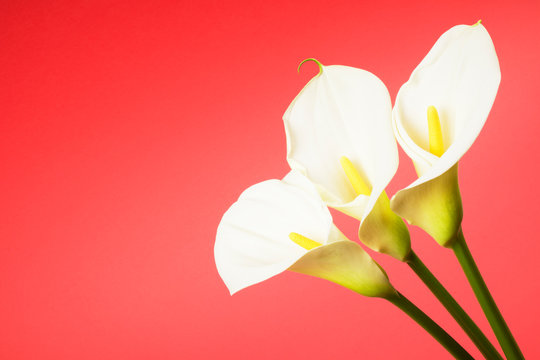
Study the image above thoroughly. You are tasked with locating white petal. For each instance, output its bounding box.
[393,23,500,185]
[214,172,333,294]
[281,168,325,201]
[284,64,397,221]
[392,23,500,246]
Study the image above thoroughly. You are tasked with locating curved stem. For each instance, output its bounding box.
[451,230,524,360]
[386,291,473,360]
[407,250,502,359]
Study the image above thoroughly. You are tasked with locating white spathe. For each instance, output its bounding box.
[284,64,396,220]
[283,63,410,260]
[214,171,394,297]
[391,23,501,246]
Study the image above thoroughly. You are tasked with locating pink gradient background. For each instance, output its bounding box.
[1,1,539,359]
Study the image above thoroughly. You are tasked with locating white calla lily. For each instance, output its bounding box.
[214,171,394,297]
[391,22,501,247]
[283,61,410,260]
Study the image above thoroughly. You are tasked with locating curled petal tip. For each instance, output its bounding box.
[297,58,324,75]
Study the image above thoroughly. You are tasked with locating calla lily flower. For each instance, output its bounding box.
[283,60,410,260]
[214,171,394,298]
[391,22,500,246]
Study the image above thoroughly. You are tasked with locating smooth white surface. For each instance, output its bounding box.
[284,65,397,221]
[393,23,500,185]
[215,171,392,296]
[215,171,331,294]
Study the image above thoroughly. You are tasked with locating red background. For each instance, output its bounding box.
[2,1,539,359]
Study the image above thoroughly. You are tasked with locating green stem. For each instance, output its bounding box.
[452,230,524,360]
[407,250,502,360]
[386,291,473,360]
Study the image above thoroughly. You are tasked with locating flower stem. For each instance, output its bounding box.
[386,291,473,360]
[406,250,502,359]
[451,230,524,360]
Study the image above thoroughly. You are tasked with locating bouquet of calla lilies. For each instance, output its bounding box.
[214,22,524,360]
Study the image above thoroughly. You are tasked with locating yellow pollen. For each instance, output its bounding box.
[427,106,444,157]
[289,232,322,250]
[340,156,371,196]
